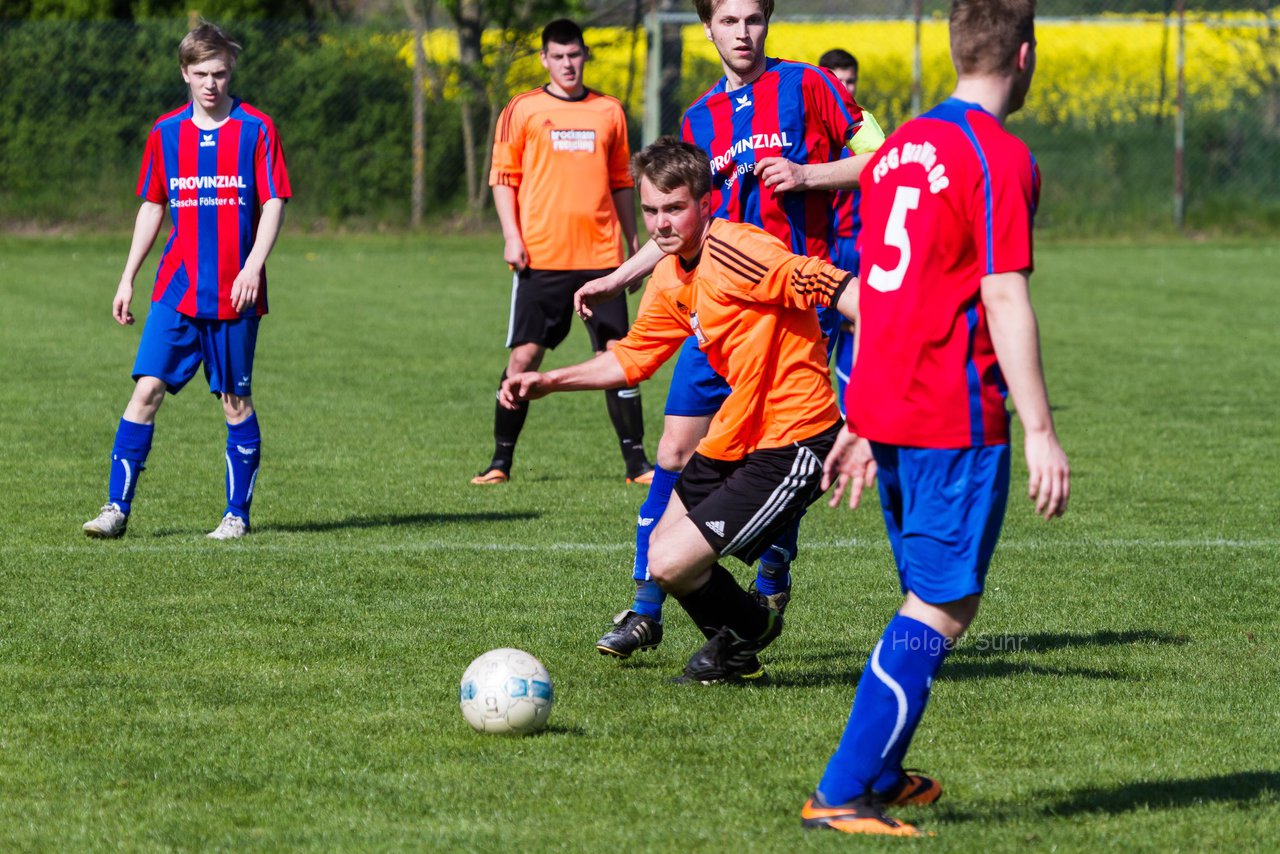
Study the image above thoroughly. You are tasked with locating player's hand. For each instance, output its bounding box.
[499,371,550,409]
[1024,429,1070,519]
[755,157,810,193]
[574,273,624,320]
[823,427,877,510]
[503,235,529,272]
[112,279,135,326]
[230,264,262,313]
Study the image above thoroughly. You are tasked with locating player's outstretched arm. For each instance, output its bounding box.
[982,270,1070,519]
[499,350,630,409]
[755,151,874,194]
[230,197,286,313]
[755,106,884,193]
[574,239,664,319]
[834,277,859,325]
[114,201,166,326]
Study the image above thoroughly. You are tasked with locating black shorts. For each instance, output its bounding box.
[676,421,843,565]
[506,267,631,351]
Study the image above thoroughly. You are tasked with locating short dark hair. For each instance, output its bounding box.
[950,0,1035,75]
[693,0,774,25]
[632,136,711,200]
[178,22,242,70]
[818,48,858,75]
[541,18,585,50]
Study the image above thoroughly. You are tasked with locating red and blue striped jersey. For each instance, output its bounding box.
[137,99,291,320]
[831,187,863,272]
[832,108,887,271]
[833,188,862,241]
[680,58,864,258]
[849,98,1041,449]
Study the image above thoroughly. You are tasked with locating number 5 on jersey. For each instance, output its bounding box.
[867,186,921,293]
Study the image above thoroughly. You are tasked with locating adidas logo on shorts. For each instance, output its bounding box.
[705,520,725,537]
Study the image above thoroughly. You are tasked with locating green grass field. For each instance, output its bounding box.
[1,233,1277,851]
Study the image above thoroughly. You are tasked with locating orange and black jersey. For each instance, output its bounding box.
[490,86,633,270]
[612,218,851,462]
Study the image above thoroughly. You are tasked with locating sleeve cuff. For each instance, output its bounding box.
[829,272,854,307]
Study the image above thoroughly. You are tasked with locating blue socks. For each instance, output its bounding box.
[224,413,261,524]
[754,516,799,596]
[817,614,951,805]
[108,418,154,515]
[631,465,679,620]
[104,414,261,523]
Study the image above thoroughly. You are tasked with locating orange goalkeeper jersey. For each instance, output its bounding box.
[490,86,633,270]
[612,218,850,461]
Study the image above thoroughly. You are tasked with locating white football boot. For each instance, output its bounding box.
[207,513,248,540]
[83,503,128,538]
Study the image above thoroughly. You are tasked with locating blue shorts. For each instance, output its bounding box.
[133,301,259,396]
[663,335,730,417]
[871,442,1011,604]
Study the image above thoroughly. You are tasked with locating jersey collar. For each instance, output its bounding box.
[542,84,591,103]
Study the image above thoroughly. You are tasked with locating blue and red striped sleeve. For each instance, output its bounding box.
[971,116,1036,277]
[136,127,167,204]
[802,66,861,151]
[240,104,291,202]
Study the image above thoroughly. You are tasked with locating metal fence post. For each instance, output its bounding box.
[1174,0,1186,229]
[643,6,663,145]
[911,0,923,118]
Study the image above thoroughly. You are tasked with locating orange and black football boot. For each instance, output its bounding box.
[801,792,921,837]
[879,771,943,806]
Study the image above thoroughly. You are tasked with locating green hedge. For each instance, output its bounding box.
[0,20,467,228]
[2,19,1276,233]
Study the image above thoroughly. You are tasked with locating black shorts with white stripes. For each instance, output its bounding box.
[676,420,843,564]
[506,267,631,351]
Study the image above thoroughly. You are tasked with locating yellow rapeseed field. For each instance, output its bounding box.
[406,13,1277,132]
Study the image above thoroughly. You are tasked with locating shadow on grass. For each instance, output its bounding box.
[765,661,1130,689]
[536,722,588,737]
[941,660,1133,681]
[767,629,1186,688]
[150,510,540,536]
[597,656,671,674]
[1039,771,1280,816]
[948,629,1190,659]
[926,772,1280,830]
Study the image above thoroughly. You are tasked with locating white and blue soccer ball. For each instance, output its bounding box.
[459,648,554,735]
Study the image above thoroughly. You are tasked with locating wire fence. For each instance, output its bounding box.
[1,6,1276,234]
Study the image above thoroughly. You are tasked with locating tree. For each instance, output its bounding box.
[0,0,350,19]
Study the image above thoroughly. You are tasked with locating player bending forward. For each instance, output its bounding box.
[801,0,1069,837]
[582,0,885,659]
[502,137,856,682]
[81,22,290,540]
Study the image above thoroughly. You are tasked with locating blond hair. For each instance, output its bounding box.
[178,22,242,70]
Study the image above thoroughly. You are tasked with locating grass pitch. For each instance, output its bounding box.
[0,233,1277,851]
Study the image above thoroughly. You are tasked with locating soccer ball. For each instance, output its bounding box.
[459,648,554,735]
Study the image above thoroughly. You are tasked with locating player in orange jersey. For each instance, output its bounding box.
[502,137,857,683]
[474,18,652,486]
